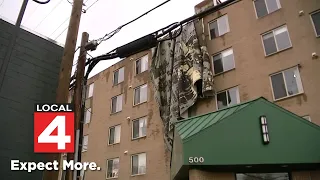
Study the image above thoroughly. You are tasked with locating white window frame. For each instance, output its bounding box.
[261,25,292,56]
[133,84,148,106]
[82,135,88,152]
[108,125,121,145]
[208,14,230,40]
[106,157,119,179]
[253,0,281,19]
[132,117,147,140]
[135,55,149,75]
[212,48,235,75]
[310,10,320,37]
[87,83,94,98]
[131,153,146,176]
[84,108,91,124]
[113,67,124,85]
[302,115,311,122]
[269,66,304,101]
[111,94,123,114]
[215,86,240,110]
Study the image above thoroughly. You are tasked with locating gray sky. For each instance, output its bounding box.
[0,0,204,77]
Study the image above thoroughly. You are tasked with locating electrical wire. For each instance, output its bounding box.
[24,4,40,24]
[34,0,64,30]
[54,0,97,40]
[71,0,174,81]
[83,0,99,12]
[73,0,176,81]
[66,0,88,13]
[70,0,239,88]
[97,0,171,45]
[32,0,51,4]
[0,0,4,8]
[50,17,69,37]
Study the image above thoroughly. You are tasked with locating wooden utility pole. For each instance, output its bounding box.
[65,32,89,180]
[43,0,84,180]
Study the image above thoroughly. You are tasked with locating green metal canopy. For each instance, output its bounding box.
[171,97,320,180]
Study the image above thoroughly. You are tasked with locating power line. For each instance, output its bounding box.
[71,0,173,82]
[50,17,70,37]
[83,0,99,12]
[0,0,4,8]
[53,0,95,41]
[81,0,239,80]
[97,0,171,45]
[24,4,40,24]
[34,0,63,30]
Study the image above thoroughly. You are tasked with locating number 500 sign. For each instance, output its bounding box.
[34,104,74,153]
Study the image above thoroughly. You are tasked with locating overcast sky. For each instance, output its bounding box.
[0,0,207,77]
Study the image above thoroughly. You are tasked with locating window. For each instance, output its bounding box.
[209,14,230,39]
[236,173,289,180]
[254,0,281,18]
[212,48,235,74]
[136,55,148,74]
[134,84,147,105]
[311,10,320,37]
[270,67,303,100]
[262,26,292,56]
[87,83,94,98]
[111,94,123,113]
[106,158,119,179]
[132,117,147,139]
[131,153,146,175]
[84,108,91,124]
[302,115,311,122]
[82,135,88,152]
[113,67,124,85]
[108,125,121,145]
[216,86,240,110]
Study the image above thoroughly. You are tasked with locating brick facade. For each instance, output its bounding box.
[82,0,320,179]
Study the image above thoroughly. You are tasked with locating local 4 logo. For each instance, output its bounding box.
[34,103,74,153]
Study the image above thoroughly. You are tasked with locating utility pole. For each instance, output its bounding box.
[0,0,28,89]
[66,32,88,180]
[42,0,84,180]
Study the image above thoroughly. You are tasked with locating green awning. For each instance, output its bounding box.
[171,97,320,180]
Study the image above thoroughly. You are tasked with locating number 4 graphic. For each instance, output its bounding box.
[38,116,71,150]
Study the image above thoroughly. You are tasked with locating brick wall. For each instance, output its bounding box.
[0,19,63,180]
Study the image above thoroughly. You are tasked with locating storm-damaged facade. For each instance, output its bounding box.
[80,0,320,180]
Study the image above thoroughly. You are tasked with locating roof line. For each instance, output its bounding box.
[175,97,265,124]
[261,100,320,130]
[182,98,261,142]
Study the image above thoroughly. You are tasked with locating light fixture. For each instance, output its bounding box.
[312,52,318,59]
[260,116,270,144]
[298,10,304,16]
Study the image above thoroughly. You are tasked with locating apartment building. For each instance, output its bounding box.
[81,50,170,180]
[80,0,320,180]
